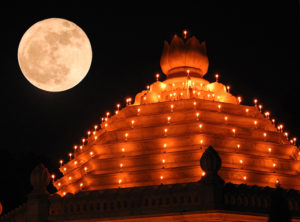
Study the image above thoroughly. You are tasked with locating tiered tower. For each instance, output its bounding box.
[54,33,300,196]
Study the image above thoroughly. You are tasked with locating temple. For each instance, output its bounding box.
[1,32,300,222]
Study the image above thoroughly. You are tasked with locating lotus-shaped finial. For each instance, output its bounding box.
[160,34,209,78]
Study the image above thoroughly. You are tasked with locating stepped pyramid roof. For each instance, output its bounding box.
[54,34,300,196]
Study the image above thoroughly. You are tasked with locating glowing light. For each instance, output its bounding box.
[74,161,78,165]
[80,183,83,187]
[146,85,150,90]
[193,101,197,107]
[245,108,249,113]
[254,99,258,106]
[202,172,206,176]
[87,131,91,137]
[93,124,98,130]
[58,182,61,187]
[63,167,67,171]
[69,153,72,160]
[84,167,88,172]
[137,108,141,115]
[160,175,164,180]
[183,30,188,39]
[90,151,94,156]
[200,139,203,145]
[68,176,72,180]
[118,179,122,184]
[170,104,174,112]
[217,104,221,111]
[240,159,243,164]
[163,143,167,148]
[104,123,108,128]
[117,103,120,110]
[79,145,83,150]
[196,112,200,120]
[243,176,247,181]
[199,124,203,129]
[156,73,160,81]
[162,159,165,163]
[258,104,263,112]
[143,96,147,100]
[226,85,230,93]
[74,145,78,151]
[215,73,219,82]
[272,119,275,124]
[268,148,272,152]
[254,120,258,127]
[273,163,276,168]
[82,138,86,144]
[237,96,242,104]
[284,132,288,138]
[106,112,110,118]
[263,132,267,138]
[232,128,236,136]
[120,163,123,168]
[164,128,168,136]
[122,148,125,152]
[276,179,279,185]
[51,174,55,180]
[167,116,171,123]
[131,120,135,128]
[224,116,228,122]
[59,160,63,166]
[237,144,240,150]
[125,133,129,141]
[264,111,270,119]
[63,192,66,196]
[115,110,119,115]
[94,136,98,140]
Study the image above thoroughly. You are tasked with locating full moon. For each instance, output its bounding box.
[18,18,92,92]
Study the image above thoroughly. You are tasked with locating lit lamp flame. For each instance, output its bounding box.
[170,104,174,112]
[51,174,55,181]
[183,30,188,39]
[196,112,200,120]
[254,120,258,128]
[232,128,236,136]
[167,116,171,124]
[137,108,141,115]
[156,73,160,81]
[243,176,247,181]
[69,153,72,160]
[90,151,94,157]
[217,104,221,112]
[87,131,91,137]
[226,85,230,93]
[268,147,272,152]
[224,116,228,123]
[131,120,135,128]
[237,96,242,104]
[202,172,206,176]
[117,103,120,111]
[118,179,122,184]
[215,73,219,82]
[106,112,110,118]
[237,144,240,150]
[253,99,258,106]
[272,119,275,124]
[59,160,63,166]
[125,133,129,141]
[164,128,168,136]
[121,147,125,152]
[264,111,270,119]
[120,163,123,168]
[245,108,249,114]
[199,124,203,130]
[258,104,263,112]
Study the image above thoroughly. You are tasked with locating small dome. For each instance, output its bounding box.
[160,34,209,78]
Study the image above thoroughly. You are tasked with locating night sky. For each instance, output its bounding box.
[0,4,298,214]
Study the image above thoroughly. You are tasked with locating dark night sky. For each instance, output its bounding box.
[0,4,298,214]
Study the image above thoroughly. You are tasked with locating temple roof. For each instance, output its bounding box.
[53,33,300,197]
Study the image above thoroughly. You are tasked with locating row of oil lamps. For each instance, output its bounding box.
[52,73,298,190]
